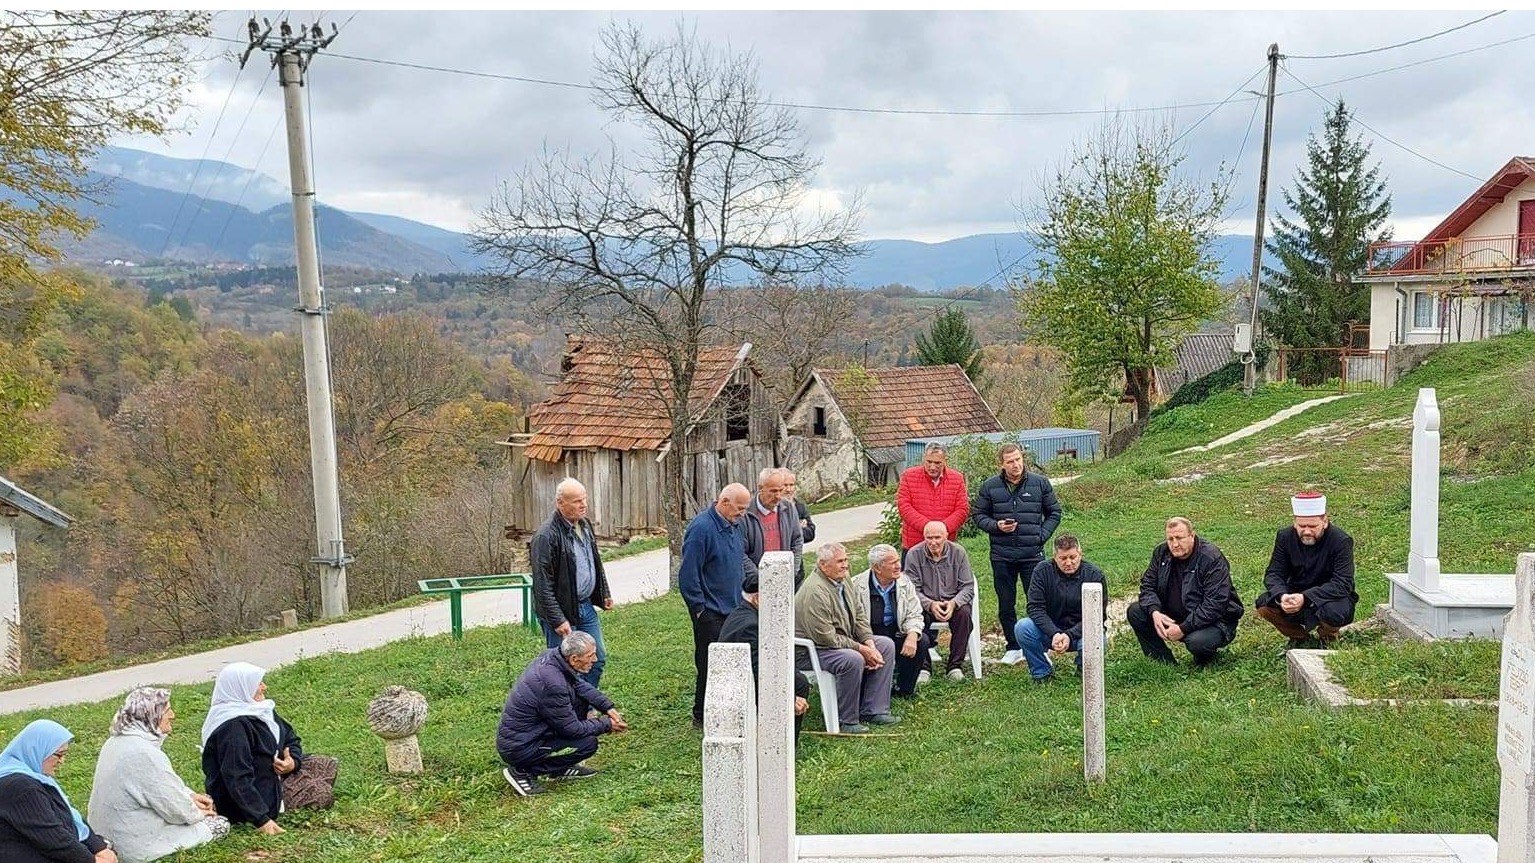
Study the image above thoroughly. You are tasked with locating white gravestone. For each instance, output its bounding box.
[703,641,758,863]
[756,551,796,863]
[1082,582,1106,783]
[1408,388,1442,592]
[1497,554,1535,863]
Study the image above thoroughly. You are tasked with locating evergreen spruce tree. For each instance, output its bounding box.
[914,307,985,382]
[1262,99,1391,382]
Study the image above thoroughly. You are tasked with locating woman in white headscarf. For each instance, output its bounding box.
[199,663,338,836]
[87,687,229,863]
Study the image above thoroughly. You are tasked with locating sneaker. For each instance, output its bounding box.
[839,723,870,735]
[1000,649,1025,666]
[860,712,902,726]
[946,668,965,682]
[503,767,547,797]
[553,763,599,780]
[916,669,931,685]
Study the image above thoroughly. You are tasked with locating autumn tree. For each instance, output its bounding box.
[915,307,985,383]
[1263,99,1392,382]
[1018,117,1230,421]
[474,22,861,580]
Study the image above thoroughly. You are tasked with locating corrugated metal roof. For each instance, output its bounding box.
[810,364,1002,450]
[1154,333,1234,396]
[521,336,756,462]
[0,475,73,528]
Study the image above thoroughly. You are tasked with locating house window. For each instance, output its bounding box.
[1412,292,1439,330]
[812,406,827,437]
[722,383,750,442]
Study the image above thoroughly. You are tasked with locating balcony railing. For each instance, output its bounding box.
[1367,234,1535,276]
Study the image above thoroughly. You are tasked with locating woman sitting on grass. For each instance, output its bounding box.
[200,663,339,835]
[0,719,117,863]
[88,687,229,863]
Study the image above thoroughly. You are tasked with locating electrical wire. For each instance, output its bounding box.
[208,115,283,257]
[1293,27,1535,93]
[1286,11,1504,60]
[167,64,277,254]
[1169,64,1268,148]
[156,61,248,258]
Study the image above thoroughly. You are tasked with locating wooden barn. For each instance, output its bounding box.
[503,336,782,543]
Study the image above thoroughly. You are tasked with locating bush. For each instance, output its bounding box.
[1130,457,1172,480]
[1149,343,1271,419]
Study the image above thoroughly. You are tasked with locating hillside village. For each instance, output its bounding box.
[1,10,1535,863]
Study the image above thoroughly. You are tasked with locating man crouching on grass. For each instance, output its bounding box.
[496,631,627,796]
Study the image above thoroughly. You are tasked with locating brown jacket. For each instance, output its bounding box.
[794,570,871,651]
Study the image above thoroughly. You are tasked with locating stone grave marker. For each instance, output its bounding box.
[1082,581,1106,783]
[1497,553,1535,862]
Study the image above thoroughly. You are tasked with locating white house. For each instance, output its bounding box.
[1361,156,1535,352]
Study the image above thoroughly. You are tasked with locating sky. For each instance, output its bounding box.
[116,9,1535,244]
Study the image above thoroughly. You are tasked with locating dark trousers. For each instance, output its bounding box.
[993,557,1040,650]
[870,622,931,696]
[691,608,728,724]
[1254,598,1356,639]
[502,735,598,777]
[1126,602,1233,666]
[921,603,974,670]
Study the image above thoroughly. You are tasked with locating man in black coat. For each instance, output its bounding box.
[971,443,1062,667]
[1127,517,1244,667]
[1254,492,1358,649]
[718,571,811,741]
[496,631,628,797]
[530,478,613,687]
[1016,534,1106,681]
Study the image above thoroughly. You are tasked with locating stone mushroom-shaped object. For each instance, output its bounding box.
[366,685,428,774]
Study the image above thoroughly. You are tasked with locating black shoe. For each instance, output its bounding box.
[503,767,547,797]
[1192,655,1218,670]
[1032,673,1055,684]
[552,763,599,780]
[860,712,902,726]
[1316,634,1337,650]
[1285,637,1310,651]
[691,716,704,730]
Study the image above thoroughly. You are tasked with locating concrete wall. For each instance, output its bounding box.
[782,379,861,498]
[1369,286,1531,351]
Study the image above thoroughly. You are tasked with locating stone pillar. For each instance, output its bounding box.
[1407,388,1442,592]
[383,736,423,774]
[704,641,758,863]
[1081,581,1106,784]
[365,686,428,775]
[1497,553,1535,863]
[0,514,19,677]
[757,550,796,863]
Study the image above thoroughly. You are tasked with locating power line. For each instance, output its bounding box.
[1286,11,1505,60]
[1293,27,1535,91]
[1169,64,1268,148]
[156,62,248,258]
[209,115,283,257]
[1280,66,1480,182]
[168,64,276,254]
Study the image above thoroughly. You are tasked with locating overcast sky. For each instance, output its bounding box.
[116,9,1535,243]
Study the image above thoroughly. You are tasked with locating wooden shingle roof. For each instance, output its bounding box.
[523,336,753,461]
[810,364,1002,450]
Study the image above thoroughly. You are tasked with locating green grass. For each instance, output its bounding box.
[9,332,1535,857]
[1328,640,1502,701]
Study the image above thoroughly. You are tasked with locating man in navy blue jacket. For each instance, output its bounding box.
[679,483,752,728]
[497,631,627,797]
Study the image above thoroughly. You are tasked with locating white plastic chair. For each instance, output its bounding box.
[793,637,840,734]
[926,581,984,680]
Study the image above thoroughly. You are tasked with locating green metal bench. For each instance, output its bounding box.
[417,573,538,640]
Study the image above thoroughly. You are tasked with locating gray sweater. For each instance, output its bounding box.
[87,732,216,863]
[903,542,976,611]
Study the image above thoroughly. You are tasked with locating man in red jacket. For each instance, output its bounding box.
[896,442,970,554]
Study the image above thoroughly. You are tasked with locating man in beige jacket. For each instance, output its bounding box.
[853,544,930,698]
[795,542,900,734]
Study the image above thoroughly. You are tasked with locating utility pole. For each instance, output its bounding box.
[1242,42,1280,397]
[244,19,352,618]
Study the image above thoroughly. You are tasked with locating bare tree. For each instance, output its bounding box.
[735,283,857,398]
[474,22,861,580]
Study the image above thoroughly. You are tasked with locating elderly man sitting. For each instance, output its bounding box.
[853,544,930,698]
[794,543,900,734]
[496,631,628,798]
[903,520,976,681]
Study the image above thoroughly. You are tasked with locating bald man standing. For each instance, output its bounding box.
[679,483,752,728]
[530,477,612,687]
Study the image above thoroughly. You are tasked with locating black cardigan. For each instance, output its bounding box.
[202,713,306,826]
[0,774,109,863]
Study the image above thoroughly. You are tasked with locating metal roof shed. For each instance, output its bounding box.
[1,475,73,676]
[905,427,1101,470]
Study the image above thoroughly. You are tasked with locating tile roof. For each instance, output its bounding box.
[523,336,753,461]
[811,364,1002,450]
[1154,333,1234,396]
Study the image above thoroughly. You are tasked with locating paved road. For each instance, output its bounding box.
[0,502,887,715]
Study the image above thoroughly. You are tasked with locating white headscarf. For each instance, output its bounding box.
[200,662,280,747]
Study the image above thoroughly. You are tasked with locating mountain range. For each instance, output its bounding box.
[78,146,1263,288]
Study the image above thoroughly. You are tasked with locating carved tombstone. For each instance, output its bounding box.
[1497,554,1535,862]
[366,685,428,774]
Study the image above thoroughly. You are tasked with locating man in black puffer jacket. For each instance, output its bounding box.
[496,631,627,797]
[971,443,1062,667]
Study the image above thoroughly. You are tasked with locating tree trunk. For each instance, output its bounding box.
[1126,365,1153,423]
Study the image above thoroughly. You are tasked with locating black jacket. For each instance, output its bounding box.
[793,498,817,543]
[719,599,811,700]
[1137,537,1244,632]
[1257,524,1358,608]
[0,774,109,863]
[1027,558,1107,640]
[530,511,611,630]
[497,648,615,762]
[202,713,306,826]
[971,471,1062,563]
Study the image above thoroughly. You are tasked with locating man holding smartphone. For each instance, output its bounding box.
[971,443,1062,667]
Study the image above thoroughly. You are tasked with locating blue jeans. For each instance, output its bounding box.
[1014,618,1081,680]
[540,600,607,688]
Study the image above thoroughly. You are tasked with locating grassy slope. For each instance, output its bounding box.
[5,334,1533,859]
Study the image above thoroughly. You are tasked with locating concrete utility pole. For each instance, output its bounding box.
[244,19,352,617]
[1242,43,1280,397]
